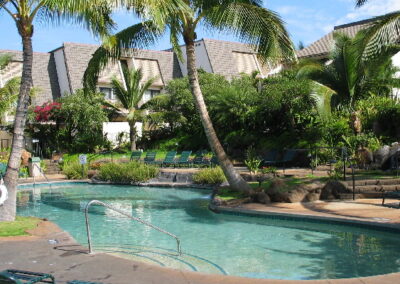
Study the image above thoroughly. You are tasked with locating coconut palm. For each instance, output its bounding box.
[0,0,115,222]
[110,67,155,151]
[297,32,400,110]
[355,0,400,60]
[84,0,295,194]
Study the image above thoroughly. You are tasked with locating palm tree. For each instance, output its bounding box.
[297,32,400,109]
[355,0,400,60]
[0,0,114,222]
[110,67,155,151]
[0,78,20,124]
[84,0,295,194]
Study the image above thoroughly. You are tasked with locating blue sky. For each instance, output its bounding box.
[0,0,399,52]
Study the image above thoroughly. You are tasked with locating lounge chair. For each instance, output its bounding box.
[174,151,192,167]
[261,150,278,167]
[0,269,55,283]
[278,149,297,173]
[158,151,177,167]
[143,152,157,164]
[192,151,207,167]
[130,151,142,161]
[0,162,6,178]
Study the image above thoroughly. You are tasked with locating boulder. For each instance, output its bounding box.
[211,197,227,206]
[305,191,321,202]
[255,191,271,204]
[373,145,390,169]
[225,197,252,207]
[320,180,350,200]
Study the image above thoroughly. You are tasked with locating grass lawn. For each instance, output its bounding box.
[0,216,42,237]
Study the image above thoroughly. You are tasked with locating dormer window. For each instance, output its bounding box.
[99,87,115,101]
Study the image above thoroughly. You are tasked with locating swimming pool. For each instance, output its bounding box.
[17,183,400,280]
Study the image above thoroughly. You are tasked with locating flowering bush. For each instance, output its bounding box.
[34,102,61,122]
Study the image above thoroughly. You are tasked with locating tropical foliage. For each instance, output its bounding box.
[84,0,296,193]
[110,67,155,151]
[98,161,159,183]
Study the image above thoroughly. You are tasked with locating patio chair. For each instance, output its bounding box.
[174,151,192,167]
[0,162,6,178]
[0,269,55,284]
[130,151,142,162]
[158,151,177,167]
[192,151,207,167]
[279,149,298,173]
[143,152,157,164]
[261,150,278,167]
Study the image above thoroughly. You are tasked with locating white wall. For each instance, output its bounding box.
[54,48,71,96]
[392,51,400,98]
[178,40,213,76]
[102,122,143,145]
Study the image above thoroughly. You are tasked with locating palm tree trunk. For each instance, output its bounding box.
[0,35,33,222]
[129,120,137,151]
[184,38,252,194]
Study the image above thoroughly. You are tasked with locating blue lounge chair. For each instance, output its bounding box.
[261,150,278,167]
[158,151,177,167]
[0,269,55,283]
[174,151,192,167]
[130,151,142,161]
[143,152,157,164]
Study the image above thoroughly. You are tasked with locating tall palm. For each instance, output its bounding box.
[355,0,400,60]
[111,67,155,151]
[297,32,400,109]
[84,0,295,194]
[0,0,114,222]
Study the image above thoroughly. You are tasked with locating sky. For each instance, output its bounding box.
[0,0,399,52]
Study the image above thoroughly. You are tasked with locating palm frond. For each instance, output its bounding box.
[356,12,400,60]
[356,0,368,7]
[202,2,295,63]
[0,54,12,70]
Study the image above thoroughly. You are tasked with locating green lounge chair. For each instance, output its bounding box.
[0,269,55,284]
[209,155,219,167]
[160,151,177,167]
[174,151,192,167]
[261,150,278,167]
[130,151,142,161]
[143,152,157,164]
[192,151,207,168]
[0,162,6,178]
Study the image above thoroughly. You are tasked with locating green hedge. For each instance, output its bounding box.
[63,161,88,179]
[193,167,226,185]
[98,161,159,183]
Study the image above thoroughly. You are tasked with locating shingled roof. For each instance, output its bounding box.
[61,42,181,91]
[0,50,60,106]
[296,17,376,59]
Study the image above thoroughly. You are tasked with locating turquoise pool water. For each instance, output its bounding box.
[17,183,400,280]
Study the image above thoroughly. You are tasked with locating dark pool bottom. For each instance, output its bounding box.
[16,183,400,280]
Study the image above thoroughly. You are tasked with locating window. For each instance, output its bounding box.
[99,87,115,101]
[143,90,160,102]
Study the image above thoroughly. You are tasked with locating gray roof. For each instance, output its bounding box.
[296,18,375,59]
[0,50,60,106]
[62,42,181,91]
[202,38,258,77]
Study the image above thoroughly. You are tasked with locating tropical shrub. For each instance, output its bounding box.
[193,167,226,185]
[98,161,159,183]
[63,161,88,179]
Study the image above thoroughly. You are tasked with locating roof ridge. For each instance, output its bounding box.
[334,14,386,30]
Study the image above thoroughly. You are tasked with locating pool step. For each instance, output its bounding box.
[94,244,227,275]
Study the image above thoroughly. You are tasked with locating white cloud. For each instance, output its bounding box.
[336,0,400,25]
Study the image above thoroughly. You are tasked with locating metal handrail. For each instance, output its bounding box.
[84,200,182,255]
[32,163,52,191]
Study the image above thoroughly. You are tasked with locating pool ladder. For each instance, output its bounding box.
[84,200,182,255]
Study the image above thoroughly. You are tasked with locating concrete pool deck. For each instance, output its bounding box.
[2,196,400,283]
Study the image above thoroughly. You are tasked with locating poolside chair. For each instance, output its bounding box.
[0,269,55,284]
[157,151,177,167]
[0,162,6,178]
[130,151,142,162]
[279,149,298,173]
[192,151,207,167]
[382,190,400,208]
[261,150,278,167]
[174,151,192,167]
[143,152,157,164]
